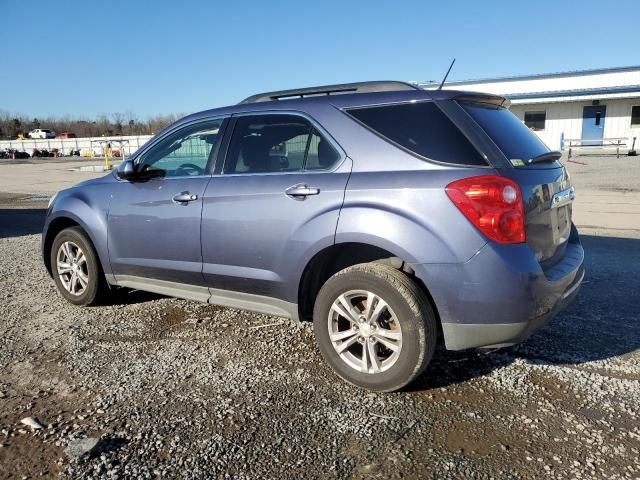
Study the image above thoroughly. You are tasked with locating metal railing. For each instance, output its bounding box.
[563,137,634,159]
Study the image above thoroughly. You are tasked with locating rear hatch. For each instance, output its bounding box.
[462,103,573,266]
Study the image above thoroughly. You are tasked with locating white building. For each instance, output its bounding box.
[421,65,640,152]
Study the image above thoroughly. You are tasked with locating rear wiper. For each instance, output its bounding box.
[528,151,562,164]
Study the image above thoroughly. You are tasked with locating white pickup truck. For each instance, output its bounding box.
[28,129,56,139]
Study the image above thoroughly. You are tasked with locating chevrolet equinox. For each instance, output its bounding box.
[43,81,584,391]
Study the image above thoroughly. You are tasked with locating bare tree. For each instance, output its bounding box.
[111,112,124,136]
[0,111,179,140]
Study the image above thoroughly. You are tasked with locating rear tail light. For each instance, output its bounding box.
[445,175,525,244]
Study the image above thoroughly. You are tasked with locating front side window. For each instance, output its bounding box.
[138,119,223,177]
[524,111,546,131]
[346,101,487,166]
[224,115,340,174]
[631,106,640,127]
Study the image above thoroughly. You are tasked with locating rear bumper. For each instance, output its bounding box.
[411,237,585,350]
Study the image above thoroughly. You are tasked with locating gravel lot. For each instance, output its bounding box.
[0,155,639,479]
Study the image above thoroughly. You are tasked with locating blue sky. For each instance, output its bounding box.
[1,0,638,118]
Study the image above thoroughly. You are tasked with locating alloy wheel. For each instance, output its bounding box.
[56,241,89,296]
[327,290,403,374]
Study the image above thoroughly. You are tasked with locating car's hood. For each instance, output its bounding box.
[72,171,116,190]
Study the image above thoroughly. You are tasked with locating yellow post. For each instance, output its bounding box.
[104,142,111,170]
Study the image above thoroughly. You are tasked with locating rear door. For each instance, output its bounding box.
[200,112,350,302]
[462,103,573,265]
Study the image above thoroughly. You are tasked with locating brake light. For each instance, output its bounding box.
[445,175,525,244]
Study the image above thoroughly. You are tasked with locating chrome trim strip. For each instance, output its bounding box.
[562,269,585,300]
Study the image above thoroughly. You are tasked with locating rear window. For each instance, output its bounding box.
[462,103,550,162]
[346,102,487,166]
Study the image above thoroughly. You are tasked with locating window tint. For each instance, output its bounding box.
[524,111,546,131]
[346,101,486,166]
[463,103,550,163]
[224,115,340,174]
[139,119,223,177]
[631,106,640,127]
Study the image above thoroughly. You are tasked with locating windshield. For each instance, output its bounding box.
[462,103,552,165]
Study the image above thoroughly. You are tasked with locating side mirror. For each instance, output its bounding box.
[116,159,165,181]
[116,159,136,179]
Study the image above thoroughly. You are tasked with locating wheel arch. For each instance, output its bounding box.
[42,212,108,278]
[297,241,441,334]
[43,216,79,276]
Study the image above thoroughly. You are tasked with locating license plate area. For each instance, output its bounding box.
[554,204,572,245]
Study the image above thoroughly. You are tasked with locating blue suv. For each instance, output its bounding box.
[43,81,584,391]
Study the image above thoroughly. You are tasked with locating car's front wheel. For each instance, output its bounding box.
[313,263,437,392]
[50,227,107,306]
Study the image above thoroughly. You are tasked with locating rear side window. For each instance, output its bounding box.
[463,103,550,162]
[224,115,340,174]
[346,102,487,166]
[305,129,341,170]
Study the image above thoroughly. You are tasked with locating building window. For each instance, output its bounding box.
[524,111,546,131]
[631,106,640,127]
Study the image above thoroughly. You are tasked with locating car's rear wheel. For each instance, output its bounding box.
[50,227,107,306]
[313,263,437,392]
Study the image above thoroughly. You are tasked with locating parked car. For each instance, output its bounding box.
[42,81,584,392]
[56,132,77,139]
[28,129,56,139]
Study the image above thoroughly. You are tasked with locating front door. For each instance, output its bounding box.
[200,113,350,303]
[581,105,606,146]
[108,118,225,286]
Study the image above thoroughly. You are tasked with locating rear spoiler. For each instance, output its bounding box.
[448,92,511,109]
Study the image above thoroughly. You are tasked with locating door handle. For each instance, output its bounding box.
[285,184,320,199]
[172,191,198,203]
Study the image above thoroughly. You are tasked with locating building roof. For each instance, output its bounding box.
[419,65,640,104]
[508,85,640,101]
[418,65,640,88]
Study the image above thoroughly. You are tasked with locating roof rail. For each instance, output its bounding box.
[239,81,420,104]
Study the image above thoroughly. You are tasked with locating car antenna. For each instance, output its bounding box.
[437,58,456,90]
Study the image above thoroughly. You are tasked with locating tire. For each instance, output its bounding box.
[313,263,437,392]
[50,226,107,306]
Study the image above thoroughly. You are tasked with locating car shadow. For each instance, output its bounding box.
[99,288,167,306]
[409,234,640,392]
[0,208,47,239]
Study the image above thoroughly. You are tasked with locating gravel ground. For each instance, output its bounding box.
[0,162,639,478]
